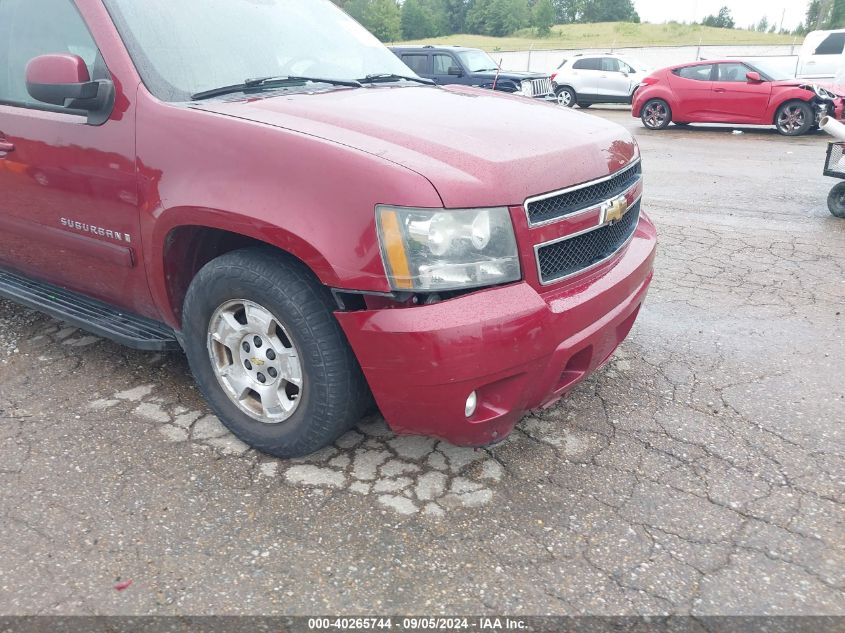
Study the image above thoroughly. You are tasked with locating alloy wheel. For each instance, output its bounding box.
[643,102,668,129]
[207,299,303,423]
[777,105,806,134]
[557,89,573,107]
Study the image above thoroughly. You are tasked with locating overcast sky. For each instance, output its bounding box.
[634,0,808,32]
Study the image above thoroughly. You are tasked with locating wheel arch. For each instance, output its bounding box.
[149,212,344,330]
[771,97,813,126]
[632,88,673,117]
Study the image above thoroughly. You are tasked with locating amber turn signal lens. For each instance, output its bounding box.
[377,208,414,289]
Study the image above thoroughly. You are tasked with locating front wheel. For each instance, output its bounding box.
[555,86,576,108]
[828,182,845,217]
[775,101,813,136]
[641,99,672,130]
[182,248,370,458]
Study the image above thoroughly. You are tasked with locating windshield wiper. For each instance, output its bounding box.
[359,73,434,86]
[191,76,363,100]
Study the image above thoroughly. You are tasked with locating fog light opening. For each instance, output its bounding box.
[465,391,478,418]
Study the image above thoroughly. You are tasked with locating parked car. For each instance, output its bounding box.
[551,53,651,108]
[797,29,845,80]
[632,60,844,136]
[390,45,554,99]
[0,0,656,458]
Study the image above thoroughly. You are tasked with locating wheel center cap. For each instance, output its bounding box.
[239,335,281,386]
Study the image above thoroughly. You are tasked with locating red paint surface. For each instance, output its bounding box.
[338,214,656,445]
[0,0,658,446]
[25,54,90,86]
[114,579,133,591]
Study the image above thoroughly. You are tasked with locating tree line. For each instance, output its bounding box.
[804,0,845,32]
[330,0,640,41]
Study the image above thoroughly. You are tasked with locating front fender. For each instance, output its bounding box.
[135,90,443,325]
[767,89,816,123]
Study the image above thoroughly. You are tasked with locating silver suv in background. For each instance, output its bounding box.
[551,54,651,108]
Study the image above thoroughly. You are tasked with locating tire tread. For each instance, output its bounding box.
[182,248,370,458]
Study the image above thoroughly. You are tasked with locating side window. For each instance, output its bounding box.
[601,58,620,73]
[715,63,749,82]
[674,65,714,81]
[815,33,845,55]
[401,54,430,76]
[619,61,635,74]
[0,0,102,108]
[433,54,456,75]
[573,58,600,71]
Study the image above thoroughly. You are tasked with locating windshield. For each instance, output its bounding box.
[747,60,795,81]
[458,50,500,73]
[101,0,415,101]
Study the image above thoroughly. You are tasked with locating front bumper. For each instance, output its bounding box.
[336,213,657,447]
[821,97,845,121]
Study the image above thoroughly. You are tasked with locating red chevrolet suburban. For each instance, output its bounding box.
[0,0,656,457]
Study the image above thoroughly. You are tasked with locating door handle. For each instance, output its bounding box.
[714,88,726,93]
[0,141,14,153]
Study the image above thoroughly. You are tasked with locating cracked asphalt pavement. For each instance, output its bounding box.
[0,110,843,616]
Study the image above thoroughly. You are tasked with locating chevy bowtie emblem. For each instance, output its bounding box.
[602,196,629,224]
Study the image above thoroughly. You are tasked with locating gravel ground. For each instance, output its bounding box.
[0,109,843,616]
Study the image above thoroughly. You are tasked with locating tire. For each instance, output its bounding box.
[555,86,576,108]
[828,182,845,218]
[182,247,370,458]
[641,99,672,130]
[775,101,813,136]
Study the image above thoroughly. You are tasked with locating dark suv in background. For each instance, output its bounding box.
[391,45,554,99]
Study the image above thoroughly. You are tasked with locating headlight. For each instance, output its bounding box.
[812,85,836,100]
[376,205,521,292]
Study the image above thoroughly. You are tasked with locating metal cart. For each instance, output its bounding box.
[823,142,845,217]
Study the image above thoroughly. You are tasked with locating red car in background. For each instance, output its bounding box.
[632,60,844,136]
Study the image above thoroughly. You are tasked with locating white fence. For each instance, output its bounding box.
[494,45,800,76]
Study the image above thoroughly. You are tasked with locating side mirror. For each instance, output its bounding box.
[448,66,463,77]
[25,54,114,125]
[746,71,763,83]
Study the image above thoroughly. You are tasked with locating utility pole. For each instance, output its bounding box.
[779,8,786,32]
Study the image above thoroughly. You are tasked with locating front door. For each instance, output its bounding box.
[709,63,772,124]
[432,52,466,86]
[596,57,632,100]
[0,0,153,316]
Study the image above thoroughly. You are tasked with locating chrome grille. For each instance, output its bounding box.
[536,201,641,285]
[528,77,552,97]
[525,160,641,226]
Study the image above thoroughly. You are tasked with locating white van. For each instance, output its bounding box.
[798,30,845,79]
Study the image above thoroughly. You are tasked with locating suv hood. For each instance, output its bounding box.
[773,79,845,95]
[191,85,636,208]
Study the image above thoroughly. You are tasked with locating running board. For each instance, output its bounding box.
[0,269,180,351]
